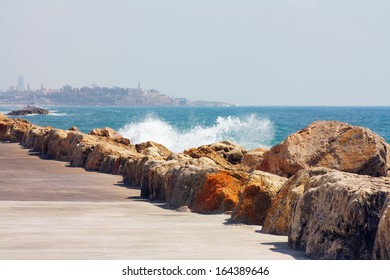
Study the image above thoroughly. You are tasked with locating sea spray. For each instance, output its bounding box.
[118,114,275,152]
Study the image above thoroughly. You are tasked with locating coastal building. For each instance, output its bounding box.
[175,98,188,105]
[17,75,24,91]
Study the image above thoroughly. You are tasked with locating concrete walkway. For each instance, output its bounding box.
[0,142,308,259]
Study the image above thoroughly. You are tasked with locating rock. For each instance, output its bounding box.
[241,148,268,171]
[165,158,220,209]
[274,167,390,259]
[260,121,390,177]
[68,126,78,131]
[184,141,249,172]
[143,160,179,200]
[0,116,31,142]
[89,127,130,145]
[191,171,248,214]
[9,119,32,142]
[262,168,323,235]
[136,141,172,159]
[0,114,13,141]
[230,171,287,225]
[21,125,53,153]
[7,105,49,116]
[373,196,390,259]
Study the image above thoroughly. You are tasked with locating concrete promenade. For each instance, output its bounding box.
[0,142,307,259]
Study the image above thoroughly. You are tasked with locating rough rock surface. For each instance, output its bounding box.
[373,196,390,259]
[261,121,390,177]
[164,158,220,209]
[230,171,287,225]
[266,167,390,259]
[184,141,248,172]
[68,126,78,131]
[135,141,173,159]
[89,127,130,145]
[262,168,324,235]
[191,171,248,214]
[241,148,268,171]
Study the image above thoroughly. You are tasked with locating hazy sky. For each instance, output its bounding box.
[1,0,389,105]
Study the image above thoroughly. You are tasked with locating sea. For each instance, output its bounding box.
[1,106,389,152]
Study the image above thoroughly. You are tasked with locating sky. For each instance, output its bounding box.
[0,0,389,106]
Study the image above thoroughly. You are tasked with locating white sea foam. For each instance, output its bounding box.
[118,114,274,152]
[49,110,69,116]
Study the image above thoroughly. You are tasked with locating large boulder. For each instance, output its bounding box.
[191,171,248,214]
[164,157,220,209]
[262,168,322,235]
[0,114,13,141]
[184,141,249,172]
[84,143,136,174]
[89,127,130,145]
[21,125,53,153]
[373,196,390,259]
[9,119,32,142]
[268,167,390,259]
[241,148,268,172]
[230,171,287,225]
[260,121,390,177]
[136,141,173,159]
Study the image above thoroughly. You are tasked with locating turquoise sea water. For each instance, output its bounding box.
[1,106,389,152]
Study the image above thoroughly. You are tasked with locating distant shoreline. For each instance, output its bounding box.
[1,104,390,108]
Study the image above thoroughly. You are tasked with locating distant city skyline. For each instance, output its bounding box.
[1,0,389,106]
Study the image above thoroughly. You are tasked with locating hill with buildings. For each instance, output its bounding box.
[0,83,233,107]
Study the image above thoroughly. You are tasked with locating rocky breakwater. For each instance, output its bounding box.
[7,105,49,116]
[1,113,390,259]
[260,121,390,259]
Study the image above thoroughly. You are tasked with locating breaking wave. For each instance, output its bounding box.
[118,114,275,152]
[49,110,69,116]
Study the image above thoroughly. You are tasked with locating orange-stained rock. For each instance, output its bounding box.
[260,121,390,177]
[164,157,220,209]
[230,171,287,225]
[191,171,248,214]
